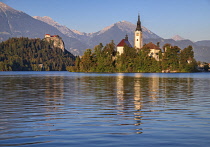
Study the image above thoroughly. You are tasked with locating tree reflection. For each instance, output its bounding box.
[0,73,196,136]
[115,73,194,134]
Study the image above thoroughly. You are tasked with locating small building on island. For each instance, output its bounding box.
[143,42,161,61]
[116,34,132,55]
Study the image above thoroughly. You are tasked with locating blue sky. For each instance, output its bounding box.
[1,0,210,41]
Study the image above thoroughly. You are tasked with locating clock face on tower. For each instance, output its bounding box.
[136,33,139,36]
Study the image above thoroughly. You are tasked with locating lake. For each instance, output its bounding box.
[0,71,210,147]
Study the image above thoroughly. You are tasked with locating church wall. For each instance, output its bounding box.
[117,46,124,55]
[149,49,161,61]
[134,31,143,49]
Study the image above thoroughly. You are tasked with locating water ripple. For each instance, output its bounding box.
[1,72,210,146]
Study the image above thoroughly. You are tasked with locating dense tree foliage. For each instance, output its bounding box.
[0,37,196,72]
[67,41,197,73]
[0,37,75,71]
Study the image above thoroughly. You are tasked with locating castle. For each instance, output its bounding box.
[116,14,161,61]
[44,34,65,52]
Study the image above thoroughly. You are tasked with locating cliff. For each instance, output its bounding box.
[44,34,65,52]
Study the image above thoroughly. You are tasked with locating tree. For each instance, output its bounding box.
[161,45,180,71]
[180,45,197,72]
[65,42,197,73]
[80,49,93,72]
[0,37,75,71]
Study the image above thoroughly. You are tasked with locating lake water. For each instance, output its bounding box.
[0,71,210,147]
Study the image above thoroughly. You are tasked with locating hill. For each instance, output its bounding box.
[0,37,75,71]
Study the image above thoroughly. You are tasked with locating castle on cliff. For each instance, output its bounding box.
[44,34,65,52]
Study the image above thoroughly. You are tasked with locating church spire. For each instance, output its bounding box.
[136,13,142,31]
[125,34,128,41]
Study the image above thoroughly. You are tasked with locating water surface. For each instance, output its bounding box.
[0,72,210,146]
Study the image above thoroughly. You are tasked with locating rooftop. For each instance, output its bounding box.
[117,39,132,47]
[144,42,160,50]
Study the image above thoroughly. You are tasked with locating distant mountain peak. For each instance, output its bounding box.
[116,20,131,24]
[0,2,21,13]
[172,35,185,41]
[33,16,59,26]
[34,16,86,38]
[0,2,11,9]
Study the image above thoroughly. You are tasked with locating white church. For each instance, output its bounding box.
[116,14,161,61]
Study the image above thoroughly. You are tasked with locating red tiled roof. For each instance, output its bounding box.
[144,42,160,49]
[117,39,132,47]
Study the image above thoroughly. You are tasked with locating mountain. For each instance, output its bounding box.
[195,40,210,47]
[33,17,161,42]
[33,16,88,41]
[87,21,162,48]
[172,35,185,41]
[0,2,61,39]
[1,2,210,62]
[34,16,162,54]
[0,2,88,54]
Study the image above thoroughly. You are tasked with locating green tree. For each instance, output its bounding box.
[0,37,75,71]
[80,49,93,72]
[180,45,197,72]
[162,44,180,71]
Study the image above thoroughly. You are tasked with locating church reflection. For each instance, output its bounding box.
[133,74,143,133]
[116,74,125,111]
[133,73,142,111]
[148,76,160,100]
[115,73,194,134]
[116,74,144,134]
[0,73,197,137]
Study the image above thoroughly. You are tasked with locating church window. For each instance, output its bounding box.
[137,39,138,41]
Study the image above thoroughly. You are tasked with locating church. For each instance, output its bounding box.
[116,14,143,54]
[116,14,161,61]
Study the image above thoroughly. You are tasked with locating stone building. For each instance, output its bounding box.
[143,42,161,61]
[44,34,65,52]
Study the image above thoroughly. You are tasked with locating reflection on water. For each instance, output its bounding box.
[0,72,210,146]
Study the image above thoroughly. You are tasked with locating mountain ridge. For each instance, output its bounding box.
[0,2,89,55]
[1,2,210,62]
[172,35,186,41]
[33,16,162,55]
[0,2,21,13]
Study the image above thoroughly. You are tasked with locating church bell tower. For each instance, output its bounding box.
[134,14,143,49]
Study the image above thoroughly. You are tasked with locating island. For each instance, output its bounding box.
[67,15,197,73]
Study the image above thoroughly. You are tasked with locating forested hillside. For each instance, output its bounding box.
[0,37,75,71]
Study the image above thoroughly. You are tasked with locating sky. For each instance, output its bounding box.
[1,0,210,41]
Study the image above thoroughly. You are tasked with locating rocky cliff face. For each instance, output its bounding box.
[44,35,65,52]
